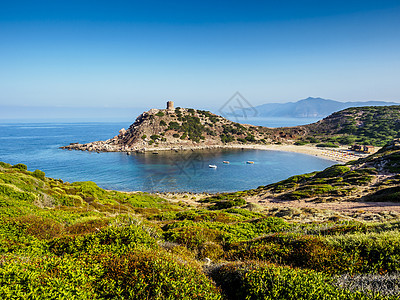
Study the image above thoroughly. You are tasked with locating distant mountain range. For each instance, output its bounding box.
[249,97,399,118]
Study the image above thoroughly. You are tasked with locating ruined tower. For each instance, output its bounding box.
[167,101,174,111]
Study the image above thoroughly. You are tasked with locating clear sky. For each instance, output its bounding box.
[1,0,400,119]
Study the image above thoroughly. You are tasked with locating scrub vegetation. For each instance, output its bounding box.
[149,105,400,147]
[63,105,400,153]
[215,143,400,204]
[1,156,400,299]
[153,105,400,147]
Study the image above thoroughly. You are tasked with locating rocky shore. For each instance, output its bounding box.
[61,139,367,163]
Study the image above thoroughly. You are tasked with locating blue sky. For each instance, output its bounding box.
[1,0,400,120]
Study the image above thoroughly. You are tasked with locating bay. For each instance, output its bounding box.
[0,121,335,193]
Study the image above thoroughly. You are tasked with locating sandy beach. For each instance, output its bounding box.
[133,143,371,163]
[224,144,363,163]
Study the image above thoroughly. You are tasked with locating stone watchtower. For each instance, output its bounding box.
[167,101,174,111]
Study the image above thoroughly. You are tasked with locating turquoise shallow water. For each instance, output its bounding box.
[0,122,335,193]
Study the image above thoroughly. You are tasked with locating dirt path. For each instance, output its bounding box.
[250,197,400,213]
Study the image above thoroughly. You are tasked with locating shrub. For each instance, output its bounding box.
[98,249,222,299]
[307,137,320,143]
[220,134,234,144]
[67,218,110,235]
[12,163,27,171]
[272,172,316,187]
[48,224,158,256]
[168,122,180,130]
[179,115,204,142]
[325,231,400,274]
[32,169,45,180]
[164,226,222,251]
[315,165,351,178]
[155,111,165,117]
[294,140,309,145]
[198,242,224,260]
[58,194,84,206]
[245,135,256,142]
[159,120,167,126]
[210,198,246,210]
[17,215,64,240]
[226,233,356,274]
[0,249,222,299]
[0,183,36,202]
[0,162,11,168]
[365,186,400,202]
[284,184,336,200]
[211,262,374,300]
[70,181,106,200]
[316,143,339,148]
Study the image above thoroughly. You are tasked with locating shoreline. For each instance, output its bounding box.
[139,143,370,163]
[223,144,357,163]
[63,142,370,163]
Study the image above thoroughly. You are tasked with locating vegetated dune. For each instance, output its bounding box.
[1,155,400,299]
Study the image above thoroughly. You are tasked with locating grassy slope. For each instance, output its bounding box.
[206,144,400,205]
[305,105,400,147]
[1,161,400,299]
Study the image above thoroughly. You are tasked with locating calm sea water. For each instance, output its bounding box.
[229,117,321,127]
[0,121,335,193]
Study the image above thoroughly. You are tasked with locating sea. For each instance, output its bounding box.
[0,117,335,193]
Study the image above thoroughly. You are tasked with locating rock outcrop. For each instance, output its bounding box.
[61,104,310,153]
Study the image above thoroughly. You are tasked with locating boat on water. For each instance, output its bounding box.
[223,161,230,164]
[246,161,255,164]
[209,164,217,168]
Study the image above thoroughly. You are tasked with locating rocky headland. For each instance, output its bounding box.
[61,101,310,153]
[61,102,400,159]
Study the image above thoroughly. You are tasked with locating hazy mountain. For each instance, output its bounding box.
[251,97,398,118]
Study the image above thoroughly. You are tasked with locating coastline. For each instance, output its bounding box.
[225,144,369,163]
[63,142,369,163]
[139,143,369,163]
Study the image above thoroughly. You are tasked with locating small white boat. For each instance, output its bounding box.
[209,164,217,168]
[246,161,255,164]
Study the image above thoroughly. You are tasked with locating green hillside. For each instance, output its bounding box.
[305,105,400,147]
[219,141,400,203]
[1,161,400,298]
